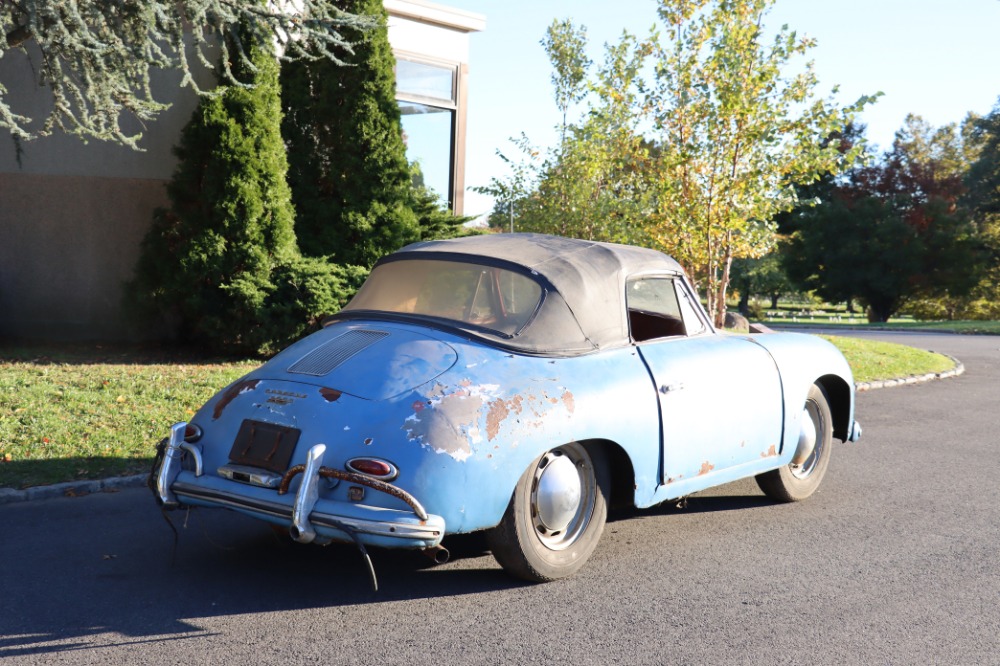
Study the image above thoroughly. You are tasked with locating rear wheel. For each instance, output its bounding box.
[487,442,609,582]
[755,383,833,502]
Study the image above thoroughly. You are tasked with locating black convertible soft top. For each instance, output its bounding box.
[342,233,687,355]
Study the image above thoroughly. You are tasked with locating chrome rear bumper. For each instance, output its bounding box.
[153,423,445,549]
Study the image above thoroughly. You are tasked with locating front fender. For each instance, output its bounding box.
[749,332,857,452]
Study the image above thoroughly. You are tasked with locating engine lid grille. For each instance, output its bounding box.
[287,329,389,376]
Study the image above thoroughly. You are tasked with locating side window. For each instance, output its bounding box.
[627,278,687,342]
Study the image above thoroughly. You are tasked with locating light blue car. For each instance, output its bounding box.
[152,233,861,583]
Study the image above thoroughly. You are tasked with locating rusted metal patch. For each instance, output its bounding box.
[320,387,343,402]
[486,395,524,441]
[698,461,715,476]
[213,379,260,420]
[761,444,777,458]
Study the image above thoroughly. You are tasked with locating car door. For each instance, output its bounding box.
[627,276,784,486]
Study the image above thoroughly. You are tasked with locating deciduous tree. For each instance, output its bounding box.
[783,118,980,322]
[478,0,875,328]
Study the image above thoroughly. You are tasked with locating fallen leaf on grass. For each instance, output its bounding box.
[1,454,12,463]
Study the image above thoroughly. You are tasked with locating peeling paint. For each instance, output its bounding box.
[761,444,777,458]
[402,383,499,462]
[213,379,259,420]
[561,391,575,414]
[698,461,715,476]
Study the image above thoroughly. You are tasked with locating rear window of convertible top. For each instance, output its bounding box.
[344,259,543,336]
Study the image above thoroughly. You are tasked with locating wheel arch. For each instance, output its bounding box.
[815,373,853,442]
[577,438,636,510]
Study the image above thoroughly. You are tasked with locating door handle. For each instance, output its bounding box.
[660,383,685,394]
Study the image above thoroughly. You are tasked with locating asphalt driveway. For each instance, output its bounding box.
[2,331,998,665]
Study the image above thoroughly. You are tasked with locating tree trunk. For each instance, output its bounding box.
[738,289,750,317]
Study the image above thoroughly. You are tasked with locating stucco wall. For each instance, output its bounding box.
[0,172,168,340]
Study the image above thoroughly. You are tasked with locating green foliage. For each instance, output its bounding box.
[783,118,981,322]
[282,0,418,266]
[410,164,479,240]
[477,0,875,328]
[1,0,374,148]
[128,24,360,355]
[256,258,369,354]
[542,19,592,136]
[731,254,793,313]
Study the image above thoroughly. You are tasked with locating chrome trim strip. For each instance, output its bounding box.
[291,443,326,543]
[155,422,187,507]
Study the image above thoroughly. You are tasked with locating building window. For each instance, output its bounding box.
[396,55,461,211]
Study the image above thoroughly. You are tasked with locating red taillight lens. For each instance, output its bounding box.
[346,458,397,480]
[184,423,203,442]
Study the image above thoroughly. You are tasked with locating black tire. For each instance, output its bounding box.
[486,442,609,582]
[755,383,833,502]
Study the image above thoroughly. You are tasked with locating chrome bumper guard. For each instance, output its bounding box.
[290,443,327,543]
[155,422,204,508]
[156,433,444,548]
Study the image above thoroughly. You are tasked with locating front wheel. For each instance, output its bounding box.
[755,383,833,502]
[486,442,609,582]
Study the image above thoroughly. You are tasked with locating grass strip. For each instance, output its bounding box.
[0,335,959,489]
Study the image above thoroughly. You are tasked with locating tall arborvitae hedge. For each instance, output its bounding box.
[127,22,365,355]
[281,0,419,265]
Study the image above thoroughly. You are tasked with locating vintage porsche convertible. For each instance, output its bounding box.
[152,233,861,583]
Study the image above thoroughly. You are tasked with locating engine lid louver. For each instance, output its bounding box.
[287,329,389,376]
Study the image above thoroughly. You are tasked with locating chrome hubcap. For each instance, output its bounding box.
[791,402,823,479]
[791,406,817,466]
[530,446,596,551]
[535,453,582,532]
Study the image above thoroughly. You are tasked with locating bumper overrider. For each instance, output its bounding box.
[152,422,446,550]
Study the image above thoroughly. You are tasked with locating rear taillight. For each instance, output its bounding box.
[184,423,203,443]
[345,457,398,481]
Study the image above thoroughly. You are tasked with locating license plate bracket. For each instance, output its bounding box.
[228,420,300,473]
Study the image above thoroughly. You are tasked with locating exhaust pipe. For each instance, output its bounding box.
[422,545,450,565]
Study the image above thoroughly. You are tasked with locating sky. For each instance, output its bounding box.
[445,0,1000,218]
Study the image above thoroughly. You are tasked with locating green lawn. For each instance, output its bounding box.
[0,345,258,490]
[821,335,955,384]
[756,305,1000,335]
[0,334,961,490]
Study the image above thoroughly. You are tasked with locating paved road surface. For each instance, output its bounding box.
[2,332,998,665]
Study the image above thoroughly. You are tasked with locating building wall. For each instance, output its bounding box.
[0,2,483,342]
[0,173,170,340]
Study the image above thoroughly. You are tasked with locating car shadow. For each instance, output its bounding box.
[0,485,775,659]
[610,491,775,521]
[0,499,528,660]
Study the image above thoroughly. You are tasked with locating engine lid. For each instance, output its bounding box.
[264,323,459,401]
